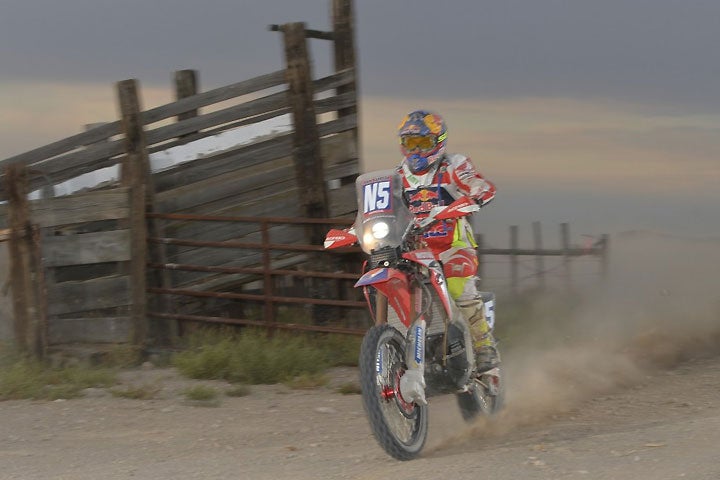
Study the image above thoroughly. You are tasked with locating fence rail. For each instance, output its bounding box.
[146,212,365,336]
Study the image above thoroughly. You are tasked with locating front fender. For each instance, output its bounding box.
[355,268,412,327]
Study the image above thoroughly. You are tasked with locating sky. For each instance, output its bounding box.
[1,0,720,246]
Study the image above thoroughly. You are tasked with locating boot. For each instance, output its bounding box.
[458,299,499,372]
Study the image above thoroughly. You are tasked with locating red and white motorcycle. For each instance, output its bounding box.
[325,170,503,460]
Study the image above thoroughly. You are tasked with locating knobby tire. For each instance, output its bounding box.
[359,324,428,460]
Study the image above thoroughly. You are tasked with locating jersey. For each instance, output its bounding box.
[397,153,496,255]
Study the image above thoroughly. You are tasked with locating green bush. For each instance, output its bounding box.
[183,385,219,401]
[225,384,251,397]
[110,384,161,400]
[172,328,361,385]
[0,354,116,401]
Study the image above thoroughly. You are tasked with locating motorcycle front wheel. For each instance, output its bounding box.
[359,324,428,460]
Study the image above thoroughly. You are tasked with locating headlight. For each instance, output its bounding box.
[371,222,390,239]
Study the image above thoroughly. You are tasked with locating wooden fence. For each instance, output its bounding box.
[0,0,361,354]
[3,165,135,356]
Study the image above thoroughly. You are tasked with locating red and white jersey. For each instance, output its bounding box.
[397,153,496,253]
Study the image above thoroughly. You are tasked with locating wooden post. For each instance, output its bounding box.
[5,164,46,357]
[174,69,199,119]
[282,22,329,240]
[332,0,358,120]
[510,225,518,296]
[533,221,545,289]
[599,234,610,280]
[117,79,150,347]
[282,21,335,324]
[159,70,200,343]
[560,223,571,290]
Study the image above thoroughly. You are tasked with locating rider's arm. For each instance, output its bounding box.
[449,155,496,206]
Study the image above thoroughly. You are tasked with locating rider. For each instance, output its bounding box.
[396,109,499,371]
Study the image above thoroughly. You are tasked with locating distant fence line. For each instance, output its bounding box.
[476,222,609,295]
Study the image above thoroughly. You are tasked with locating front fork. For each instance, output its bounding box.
[399,283,427,406]
[400,317,427,405]
[371,284,427,405]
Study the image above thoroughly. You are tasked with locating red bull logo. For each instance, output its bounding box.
[408,189,439,214]
[408,189,439,203]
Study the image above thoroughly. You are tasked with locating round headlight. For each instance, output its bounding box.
[371,222,390,239]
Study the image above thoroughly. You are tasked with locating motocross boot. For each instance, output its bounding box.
[457,299,499,372]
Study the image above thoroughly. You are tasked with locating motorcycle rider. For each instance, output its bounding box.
[396,109,499,371]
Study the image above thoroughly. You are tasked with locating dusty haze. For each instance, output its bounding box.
[433,231,720,449]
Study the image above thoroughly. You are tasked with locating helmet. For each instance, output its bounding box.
[398,110,447,174]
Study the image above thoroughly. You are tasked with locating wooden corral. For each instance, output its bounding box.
[0,0,363,354]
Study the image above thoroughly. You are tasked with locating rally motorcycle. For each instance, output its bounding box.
[324,170,503,460]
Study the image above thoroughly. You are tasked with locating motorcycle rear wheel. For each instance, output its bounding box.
[359,324,428,460]
[456,369,504,422]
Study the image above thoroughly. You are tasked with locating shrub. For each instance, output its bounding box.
[183,385,219,401]
[0,354,116,401]
[172,328,361,385]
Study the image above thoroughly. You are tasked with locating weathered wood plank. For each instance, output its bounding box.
[43,230,131,267]
[0,122,121,169]
[328,182,357,217]
[314,91,357,115]
[0,139,125,199]
[318,114,357,136]
[156,151,358,215]
[117,79,150,346]
[48,275,131,316]
[48,316,131,344]
[153,134,294,193]
[29,188,130,228]
[144,90,290,147]
[5,164,44,355]
[284,22,328,229]
[141,70,287,125]
[326,159,361,181]
[146,108,291,156]
[174,70,199,123]
[157,157,294,212]
[332,1,358,121]
[313,68,355,93]
[154,128,356,196]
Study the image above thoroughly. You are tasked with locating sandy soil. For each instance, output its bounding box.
[2,229,720,480]
[1,349,719,480]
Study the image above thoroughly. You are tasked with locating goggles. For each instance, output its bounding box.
[401,134,437,152]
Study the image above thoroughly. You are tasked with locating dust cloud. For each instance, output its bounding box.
[432,231,720,449]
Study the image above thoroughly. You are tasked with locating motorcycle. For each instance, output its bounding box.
[324,169,503,460]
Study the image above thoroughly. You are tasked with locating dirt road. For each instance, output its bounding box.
[1,346,719,480]
[2,225,719,479]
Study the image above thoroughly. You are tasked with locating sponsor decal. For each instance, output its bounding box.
[424,114,443,135]
[407,188,440,214]
[408,189,439,203]
[414,325,424,364]
[355,268,390,287]
[409,203,435,214]
[363,180,392,214]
